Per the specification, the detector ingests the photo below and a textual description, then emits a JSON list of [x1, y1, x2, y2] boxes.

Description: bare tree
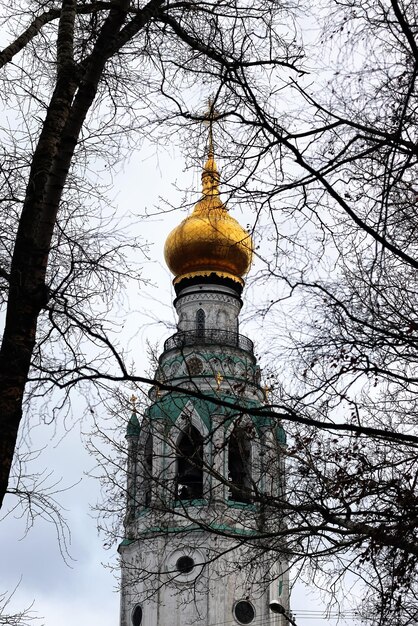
[[0, 0, 302, 509], [0, 584, 42, 626], [196, 1, 418, 622], [3, 0, 418, 622], [88, 2, 418, 621]]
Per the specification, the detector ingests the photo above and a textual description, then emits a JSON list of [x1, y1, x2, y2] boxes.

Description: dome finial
[[207, 97, 215, 157], [164, 98, 253, 286], [202, 97, 220, 197]]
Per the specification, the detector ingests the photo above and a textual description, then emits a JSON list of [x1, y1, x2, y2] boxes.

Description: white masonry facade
[[119, 142, 289, 626]]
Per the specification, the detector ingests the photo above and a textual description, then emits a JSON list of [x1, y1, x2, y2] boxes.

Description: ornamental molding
[[177, 292, 241, 307]]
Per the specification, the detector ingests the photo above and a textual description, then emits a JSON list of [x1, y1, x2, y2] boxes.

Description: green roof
[[146, 391, 286, 440], [126, 411, 140, 437]]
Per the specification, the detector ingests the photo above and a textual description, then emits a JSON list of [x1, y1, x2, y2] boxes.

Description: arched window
[[196, 308, 205, 336], [176, 425, 204, 500], [143, 433, 153, 506], [228, 426, 252, 503], [132, 605, 143, 626]]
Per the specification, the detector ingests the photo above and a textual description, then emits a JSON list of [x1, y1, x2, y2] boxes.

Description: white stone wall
[[175, 283, 242, 334], [120, 277, 289, 626], [120, 531, 287, 626]]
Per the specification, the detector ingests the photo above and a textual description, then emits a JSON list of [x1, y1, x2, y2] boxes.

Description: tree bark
[[0, 0, 163, 508]]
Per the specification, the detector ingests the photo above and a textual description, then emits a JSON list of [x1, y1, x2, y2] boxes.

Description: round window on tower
[[131, 604, 142, 626], [234, 600, 255, 624], [176, 555, 195, 574], [186, 356, 204, 376], [166, 549, 203, 584]]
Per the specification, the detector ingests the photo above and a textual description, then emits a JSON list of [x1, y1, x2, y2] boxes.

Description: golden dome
[[164, 144, 252, 285]]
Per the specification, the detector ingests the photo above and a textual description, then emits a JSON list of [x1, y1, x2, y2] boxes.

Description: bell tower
[[119, 129, 289, 626]]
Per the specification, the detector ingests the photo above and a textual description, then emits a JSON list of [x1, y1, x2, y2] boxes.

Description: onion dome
[[164, 141, 253, 286]]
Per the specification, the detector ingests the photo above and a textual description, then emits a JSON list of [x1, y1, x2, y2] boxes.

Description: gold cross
[[215, 372, 224, 390], [130, 394, 138, 412], [204, 97, 220, 156]]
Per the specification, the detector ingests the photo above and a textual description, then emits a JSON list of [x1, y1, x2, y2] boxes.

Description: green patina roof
[[147, 391, 261, 427], [124, 392, 286, 442], [276, 425, 286, 445], [146, 391, 286, 440], [126, 411, 141, 438]]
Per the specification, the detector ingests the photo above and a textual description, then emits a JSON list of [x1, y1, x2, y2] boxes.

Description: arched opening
[[176, 424, 204, 500], [131, 604, 143, 626], [228, 426, 252, 503], [143, 432, 153, 506], [196, 308, 205, 337]]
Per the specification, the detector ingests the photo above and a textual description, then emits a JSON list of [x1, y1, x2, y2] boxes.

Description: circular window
[[166, 549, 203, 584], [131, 604, 142, 626], [186, 357, 204, 376], [234, 600, 255, 624], [176, 555, 195, 574]]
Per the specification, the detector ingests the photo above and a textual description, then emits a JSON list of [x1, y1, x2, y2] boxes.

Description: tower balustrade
[[163, 328, 254, 354]]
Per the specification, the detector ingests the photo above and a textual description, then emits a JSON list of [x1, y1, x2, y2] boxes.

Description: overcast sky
[[0, 133, 353, 626], [0, 146, 185, 626]]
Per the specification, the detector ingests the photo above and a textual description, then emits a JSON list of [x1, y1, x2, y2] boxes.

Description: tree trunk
[[0, 0, 137, 509]]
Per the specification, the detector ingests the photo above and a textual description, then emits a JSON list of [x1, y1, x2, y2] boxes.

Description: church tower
[[119, 130, 289, 626]]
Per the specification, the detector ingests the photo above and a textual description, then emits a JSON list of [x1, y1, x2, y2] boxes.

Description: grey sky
[[0, 138, 334, 626]]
